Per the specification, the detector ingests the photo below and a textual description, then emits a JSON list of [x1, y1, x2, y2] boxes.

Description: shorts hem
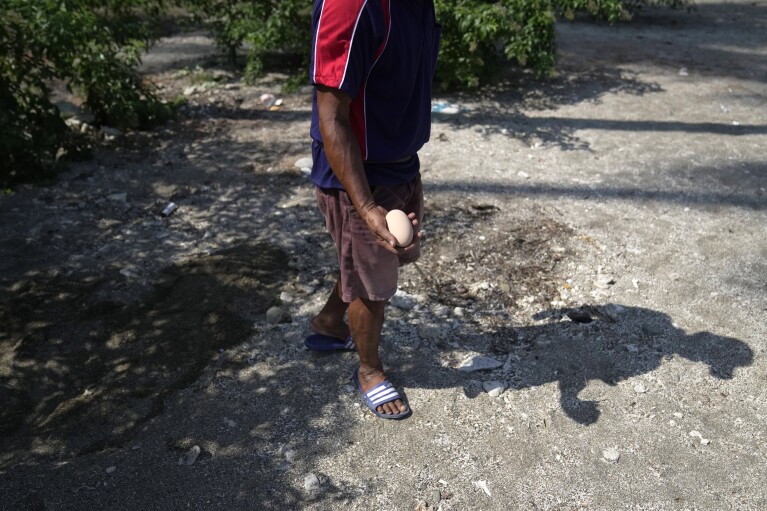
[[342, 286, 397, 304]]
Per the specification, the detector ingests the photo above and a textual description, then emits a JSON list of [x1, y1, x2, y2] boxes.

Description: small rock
[[295, 157, 313, 169], [517, 171, 530, 179], [482, 380, 506, 397], [689, 430, 711, 445], [634, 382, 648, 394], [266, 306, 288, 324], [260, 93, 277, 107], [602, 447, 620, 463], [161, 202, 178, 217], [179, 445, 201, 466], [279, 291, 294, 304], [105, 466, 116, 474], [390, 290, 417, 310], [459, 356, 503, 372], [678, 67, 689, 76], [453, 307, 464, 317], [108, 192, 128, 202], [625, 344, 639, 353], [304, 472, 320, 491], [473, 480, 492, 496], [432, 489, 441, 505]]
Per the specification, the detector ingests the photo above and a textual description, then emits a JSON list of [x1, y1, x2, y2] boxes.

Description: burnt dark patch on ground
[[0, 242, 290, 461]]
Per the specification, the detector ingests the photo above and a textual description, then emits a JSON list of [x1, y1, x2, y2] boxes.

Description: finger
[[377, 228, 398, 248], [376, 238, 400, 254]]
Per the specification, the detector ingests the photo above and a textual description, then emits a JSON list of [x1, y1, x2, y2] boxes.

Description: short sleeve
[[310, 0, 385, 99]]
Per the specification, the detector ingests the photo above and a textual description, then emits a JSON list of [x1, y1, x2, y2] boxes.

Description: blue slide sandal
[[352, 370, 411, 420], [304, 333, 356, 352]]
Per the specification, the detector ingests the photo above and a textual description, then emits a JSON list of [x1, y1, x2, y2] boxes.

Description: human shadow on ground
[[394, 303, 754, 426]]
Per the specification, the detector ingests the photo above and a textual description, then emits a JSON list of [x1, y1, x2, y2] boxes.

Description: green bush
[[182, 0, 311, 84], [434, 0, 691, 90], [0, 0, 173, 186], [435, 0, 557, 89]]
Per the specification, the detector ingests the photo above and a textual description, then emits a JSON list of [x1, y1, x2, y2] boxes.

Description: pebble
[[473, 480, 492, 496], [689, 430, 711, 445], [482, 380, 506, 397], [294, 157, 313, 169], [105, 466, 116, 474], [266, 306, 287, 324], [602, 447, 620, 463], [634, 382, 648, 394], [389, 290, 417, 310], [458, 356, 503, 372], [279, 291, 294, 303], [259, 93, 276, 107], [161, 202, 178, 216], [178, 445, 201, 466], [304, 472, 320, 491], [625, 344, 639, 353]]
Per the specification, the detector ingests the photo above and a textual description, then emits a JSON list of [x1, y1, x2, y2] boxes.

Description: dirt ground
[[1, 1, 766, 509]]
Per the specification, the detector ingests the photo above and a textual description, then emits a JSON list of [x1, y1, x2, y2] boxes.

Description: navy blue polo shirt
[[309, 0, 441, 189]]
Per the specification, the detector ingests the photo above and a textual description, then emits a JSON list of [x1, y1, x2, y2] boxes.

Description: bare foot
[[356, 367, 409, 416], [310, 315, 351, 341]]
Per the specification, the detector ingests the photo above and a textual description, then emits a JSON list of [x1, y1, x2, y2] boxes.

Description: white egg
[[385, 209, 413, 247]]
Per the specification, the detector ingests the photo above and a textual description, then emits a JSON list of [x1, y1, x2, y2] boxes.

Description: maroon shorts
[[316, 176, 423, 303]]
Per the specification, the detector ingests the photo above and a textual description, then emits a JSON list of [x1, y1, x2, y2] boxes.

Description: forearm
[[320, 116, 375, 217], [315, 86, 376, 218]]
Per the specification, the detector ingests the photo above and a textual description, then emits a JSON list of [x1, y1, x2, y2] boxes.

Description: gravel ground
[[1, 1, 766, 510]]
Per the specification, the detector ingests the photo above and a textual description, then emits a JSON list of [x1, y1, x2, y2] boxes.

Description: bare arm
[[316, 85, 401, 252]]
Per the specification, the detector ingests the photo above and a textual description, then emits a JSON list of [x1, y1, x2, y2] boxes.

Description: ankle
[[357, 365, 384, 380]]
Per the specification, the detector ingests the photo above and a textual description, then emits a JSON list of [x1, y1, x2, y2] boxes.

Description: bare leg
[[310, 279, 351, 340], [349, 297, 408, 416]]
